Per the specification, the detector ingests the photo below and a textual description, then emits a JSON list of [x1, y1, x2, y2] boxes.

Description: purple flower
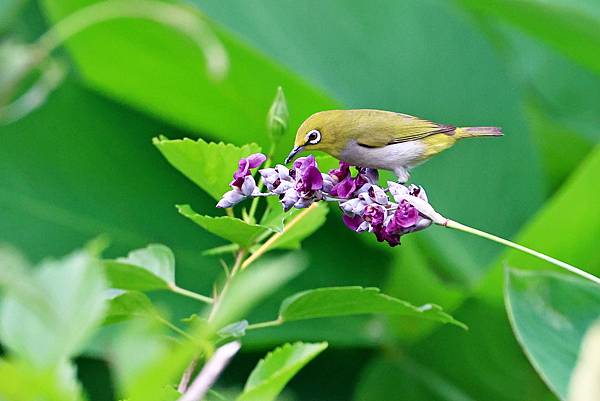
[[340, 198, 367, 216], [363, 204, 386, 226], [281, 188, 299, 211], [294, 155, 323, 193], [343, 214, 364, 232], [330, 175, 356, 199], [387, 200, 420, 232], [231, 153, 266, 188], [373, 225, 401, 247], [329, 161, 352, 182], [216, 189, 246, 208], [260, 165, 294, 194]]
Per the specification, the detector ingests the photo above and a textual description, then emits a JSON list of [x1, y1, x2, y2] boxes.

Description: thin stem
[[443, 219, 600, 285], [177, 359, 198, 393], [246, 318, 282, 331], [248, 160, 272, 219], [241, 203, 319, 270], [170, 285, 214, 305], [177, 341, 241, 401], [156, 315, 193, 340], [178, 249, 245, 391]]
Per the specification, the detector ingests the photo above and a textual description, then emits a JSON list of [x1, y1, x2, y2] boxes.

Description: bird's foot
[[394, 168, 410, 184]]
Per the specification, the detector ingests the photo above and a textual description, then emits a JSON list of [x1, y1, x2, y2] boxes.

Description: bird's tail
[[455, 126, 502, 138]]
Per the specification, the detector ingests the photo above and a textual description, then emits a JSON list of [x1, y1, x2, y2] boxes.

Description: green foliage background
[[1, 0, 599, 400]]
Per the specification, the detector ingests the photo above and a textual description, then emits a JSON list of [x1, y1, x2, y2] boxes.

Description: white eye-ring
[[306, 129, 321, 145]]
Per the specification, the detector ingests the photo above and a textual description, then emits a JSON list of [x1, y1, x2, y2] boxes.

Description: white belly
[[339, 140, 426, 171]]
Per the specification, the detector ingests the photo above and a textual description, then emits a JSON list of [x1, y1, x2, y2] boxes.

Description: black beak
[[284, 146, 304, 164]]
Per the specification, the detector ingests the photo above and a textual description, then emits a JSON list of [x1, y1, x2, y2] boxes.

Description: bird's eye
[[306, 129, 321, 145]]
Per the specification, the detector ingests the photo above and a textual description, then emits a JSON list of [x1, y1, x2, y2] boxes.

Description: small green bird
[[285, 109, 502, 182]]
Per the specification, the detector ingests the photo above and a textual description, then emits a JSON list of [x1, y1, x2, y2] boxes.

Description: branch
[[177, 341, 241, 401]]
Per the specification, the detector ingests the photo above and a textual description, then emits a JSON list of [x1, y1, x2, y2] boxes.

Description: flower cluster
[[217, 152, 439, 246]]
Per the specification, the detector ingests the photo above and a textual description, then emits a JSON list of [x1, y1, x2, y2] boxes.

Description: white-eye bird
[[285, 109, 502, 183]]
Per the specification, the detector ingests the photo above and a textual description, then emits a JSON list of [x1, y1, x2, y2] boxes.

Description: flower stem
[[443, 219, 600, 285], [170, 285, 214, 305], [246, 318, 282, 331], [241, 203, 318, 270]]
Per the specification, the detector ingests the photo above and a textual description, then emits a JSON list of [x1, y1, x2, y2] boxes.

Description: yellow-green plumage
[[288, 109, 501, 182]]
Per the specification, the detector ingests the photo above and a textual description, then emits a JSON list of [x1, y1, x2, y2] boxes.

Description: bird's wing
[[354, 112, 454, 148]]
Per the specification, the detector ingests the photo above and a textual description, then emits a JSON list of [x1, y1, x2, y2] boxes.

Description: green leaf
[[236, 342, 327, 401], [118, 243, 175, 283], [103, 244, 175, 291], [104, 261, 171, 291], [278, 286, 465, 329], [40, 0, 337, 162], [457, 0, 600, 76], [261, 203, 329, 250], [505, 269, 600, 400], [212, 254, 305, 329], [104, 291, 156, 325], [153, 137, 261, 200], [177, 204, 271, 248], [0, 359, 82, 401], [0, 249, 107, 368], [480, 145, 600, 303]]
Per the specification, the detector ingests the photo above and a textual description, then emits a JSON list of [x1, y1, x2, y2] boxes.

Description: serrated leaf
[[104, 261, 171, 291], [279, 286, 465, 329], [177, 204, 271, 248], [505, 268, 600, 400], [0, 250, 107, 368], [117, 244, 175, 284], [103, 244, 175, 291], [236, 342, 327, 401], [154, 137, 261, 200], [104, 291, 156, 326]]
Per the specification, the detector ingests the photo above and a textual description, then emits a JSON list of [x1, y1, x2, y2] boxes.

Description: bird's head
[[285, 110, 348, 164]]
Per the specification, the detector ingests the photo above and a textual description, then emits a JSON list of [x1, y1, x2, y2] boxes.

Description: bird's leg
[[394, 167, 410, 184]]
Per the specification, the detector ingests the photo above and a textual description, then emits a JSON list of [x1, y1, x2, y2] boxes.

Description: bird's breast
[[339, 140, 427, 171]]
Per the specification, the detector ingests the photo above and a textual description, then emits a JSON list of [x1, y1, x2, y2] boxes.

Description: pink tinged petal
[[396, 193, 446, 225], [368, 185, 388, 205], [246, 153, 267, 168], [356, 221, 370, 233], [340, 198, 365, 215], [294, 197, 314, 209], [280, 188, 299, 211], [216, 189, 246, 208], [387, 181, 409, 202], [305, 166, 323, 191], [408, 184, 428, 202], [241, 175, 257, 196]]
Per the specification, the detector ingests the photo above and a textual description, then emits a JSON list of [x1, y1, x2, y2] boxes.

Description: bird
[[285, 109, 502, 183]]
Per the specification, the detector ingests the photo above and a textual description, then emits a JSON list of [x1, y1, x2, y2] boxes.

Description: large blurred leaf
[[505, 269, 600, 400], [236, 342, 327, 401], [278, 286, 465, 329], [40, 0, 337, 160], [479, 145, 600, 303], [568, 322, 600, 401], [153, 137, 261, 200], [0, 249, 107, 368], [457, 0, 600, 77], [212, 253, 305, 329]]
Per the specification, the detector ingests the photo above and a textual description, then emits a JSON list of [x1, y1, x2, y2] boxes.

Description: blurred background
[[1, 0, 599, 400]]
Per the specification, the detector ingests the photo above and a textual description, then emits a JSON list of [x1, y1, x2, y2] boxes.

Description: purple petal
[[343, 214, 364, 232], [241, 175, 257, 196], [216, 189, 246, 208], [246, 153, 267, 168], [331, 176, 356, 199], [280, 188, 299, 211]]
